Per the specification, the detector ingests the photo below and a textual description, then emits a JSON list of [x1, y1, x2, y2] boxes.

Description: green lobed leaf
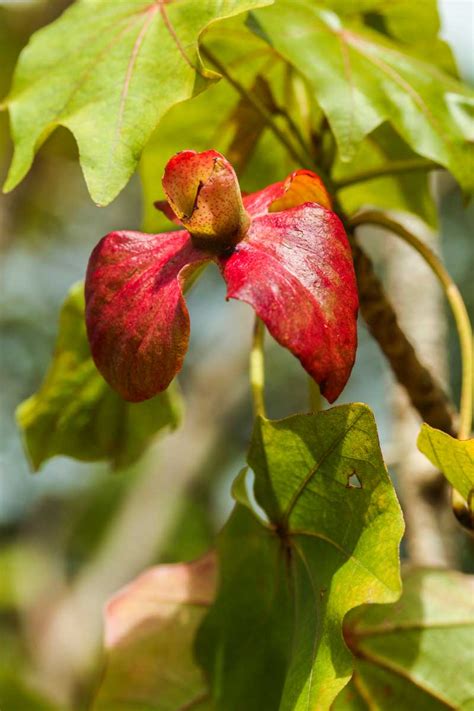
[[197, 404, 404, 710], [316, 0, 458, 75], [3, 0, 272, 206], [417, 423, 474, 515], [93, 554, 216, 711], [16, 283, 182, 471], [254, 0, 474, 192], [333, 568, 474, 709], [367, 0, 459, 76]]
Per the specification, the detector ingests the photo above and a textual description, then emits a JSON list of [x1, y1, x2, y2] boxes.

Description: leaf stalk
[[335, 158, 441, 190], [250, 316, 266, 419], [308, 377, 321, 412]]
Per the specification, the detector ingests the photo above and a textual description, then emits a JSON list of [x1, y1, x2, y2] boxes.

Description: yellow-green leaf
[[418, 423, 474, 513], [93, 554, 216, 711], [3, 0, 272, 206], [334, 568, 474, 710], [16, 283, 182, 471], [254, 0, 474, 192], [197, 404, 404, 710]]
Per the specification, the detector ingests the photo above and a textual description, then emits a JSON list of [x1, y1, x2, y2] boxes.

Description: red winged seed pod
[[85, 150, 358, 403]]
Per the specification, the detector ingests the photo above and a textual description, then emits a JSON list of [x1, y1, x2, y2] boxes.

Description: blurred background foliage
[[0, 0, 473, 708]]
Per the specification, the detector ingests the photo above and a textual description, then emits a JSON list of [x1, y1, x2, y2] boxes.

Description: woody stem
[[351, 211, 472, 440]]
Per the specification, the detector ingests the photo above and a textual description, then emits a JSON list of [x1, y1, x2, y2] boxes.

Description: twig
[[308, 378, 321, 412], [334, 158, 441, 189]]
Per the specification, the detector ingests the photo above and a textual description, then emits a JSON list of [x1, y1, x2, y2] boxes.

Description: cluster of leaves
[[4, 0, 473, 205], [3, 0, 474, 709], [92, 415, 474, 709]]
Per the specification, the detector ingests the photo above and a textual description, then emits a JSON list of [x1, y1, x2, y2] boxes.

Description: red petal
[[85, 230, 209, 401], [244, 169, 332, 218], [219, 204, 358, 402]]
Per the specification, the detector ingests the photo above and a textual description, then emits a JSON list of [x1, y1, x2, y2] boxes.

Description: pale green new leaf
[[93, 554, 216, 711], [3, 0, 272, 206], [197, 404, 404, 710], [418, 423, 474, 514], [16, 283, 182, 471], [333, 568, 474, 709], [254, 0, 474, 192]]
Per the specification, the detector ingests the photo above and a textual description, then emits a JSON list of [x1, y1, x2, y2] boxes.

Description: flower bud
[[162, 150, 250, 247]]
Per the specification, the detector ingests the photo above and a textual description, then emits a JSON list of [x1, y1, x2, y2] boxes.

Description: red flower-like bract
[[85, 151, 358, 403]]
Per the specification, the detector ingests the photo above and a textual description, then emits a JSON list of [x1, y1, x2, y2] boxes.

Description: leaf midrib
[[353, 645, 459, 709], [352, 619, 474, 637], [282, 409, 366, 523], [291, 529, 396, 597]]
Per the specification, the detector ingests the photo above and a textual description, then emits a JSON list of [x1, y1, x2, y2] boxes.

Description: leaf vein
[[282, 410, 367, 522]]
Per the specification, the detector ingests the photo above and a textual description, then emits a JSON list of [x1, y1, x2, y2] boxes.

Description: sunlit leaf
[[93, 553, 216, 711], [16, 283, 182, 471], [254, 0, 474, 192], [3, 0, 272, 205], [316, 0, 458, 75], [197, 404, 404, 710], [418, 424, 474, 515], [334, 568, 474, 709]]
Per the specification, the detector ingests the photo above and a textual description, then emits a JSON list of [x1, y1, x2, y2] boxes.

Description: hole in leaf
[[347, 471, 362, 489]]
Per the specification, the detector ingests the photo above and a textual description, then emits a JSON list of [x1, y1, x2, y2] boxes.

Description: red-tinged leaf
[[105, 553, 217, 649], [219, 203, 358, 402], [243, 168, 332, 217], [94, 553, 217, 711], [85, 230, 209, 402], [86, 160, 356, 404], [162, 149, 250, 245]]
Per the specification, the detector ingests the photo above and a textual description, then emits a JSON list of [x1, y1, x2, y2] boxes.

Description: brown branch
[[350, 235, 456, 436]]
